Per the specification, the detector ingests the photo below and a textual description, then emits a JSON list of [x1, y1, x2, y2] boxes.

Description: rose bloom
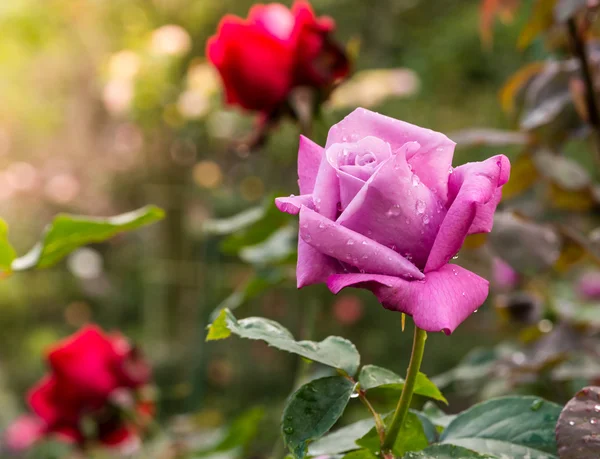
[[206, 1, 349, 116], [5, 325, 152, 452], [577, 271, 600, 300], [276, 108, 510, 334]]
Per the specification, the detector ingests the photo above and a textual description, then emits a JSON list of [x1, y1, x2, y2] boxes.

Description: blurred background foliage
[[3, 0, 598, 456]]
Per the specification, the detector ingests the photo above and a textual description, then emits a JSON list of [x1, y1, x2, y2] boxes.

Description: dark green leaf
[[193, 407, 264, 456], [440, 396, 561, 458], [12, 205, 164, 270], [357, 412, 429, 456], [420, 402, 457, 429], [282, 376, 355, 459], [205, 309, 360, 375], [556, 386, 600, 458], [309, 418, 376, 456], [403, 444, 499, 458], [360, 366, 447, 404], [0, 219, 16, 274], [343, 450, 378, 459]]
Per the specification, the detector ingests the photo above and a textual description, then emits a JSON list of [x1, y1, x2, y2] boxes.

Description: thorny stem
[[567, 17, 600, 162], [381, 324, 428, 454]]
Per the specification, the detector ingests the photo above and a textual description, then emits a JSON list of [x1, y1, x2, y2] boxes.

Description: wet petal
[[300, 206, 423, 279], [296, 238, 338, 288], [327, 264, 489, 334], [298, 135, 323, 194], [425, 155, 510, 273], [275, 194, 314, 215]]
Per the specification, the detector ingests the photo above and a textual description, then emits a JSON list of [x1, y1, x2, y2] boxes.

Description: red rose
[[206, 0, 349, 115], [5, 325, 152, 452]]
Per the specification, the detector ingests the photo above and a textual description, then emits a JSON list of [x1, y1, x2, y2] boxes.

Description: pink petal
[[327, 264, 489, 334], [4, 415, 45, 452], [299, 206, 423, 280], [311, 154, 340, 220], [425, 155, 510, 273], [298, 135, 324, 194], [337, 151, 445, 270], [248, 3, 295, 42], [296, 238, 338, 288], [275, 194, 314, 215], [492, 257, 520, 291], [325, 108, 456, 200]]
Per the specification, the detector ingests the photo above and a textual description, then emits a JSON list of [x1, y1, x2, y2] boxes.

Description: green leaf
[[0, 219, 16, 274], [556, 386, 600, 458], [358, 365, 402, 390], [203, 206, 265, 235], [360, 365, 447, 404], [206, 309, 231, 341], [239, 225, 296, 265], [282, 376, 355, 459], [309, 418, 376, 456], [12, 206, 164, 271], [205, 309, 360, 376], [343, 450, 378, 459], [210, 267, 286, 320], [440, 396, 561, 458], [403, 444, 499, 458], [420, 402, 457, 430], [357, 411, 429, 456], [193, 407, 264, 456]]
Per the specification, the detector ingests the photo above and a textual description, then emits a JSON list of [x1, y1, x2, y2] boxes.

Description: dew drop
[[411, 174, 420, 187], [594, 404, 600, 413], [448, 166, 454, 174], [359, 269, 365, 273], [290, 193, 295, 197], [592, 418, 598, 425], [461, 292, 465, 296], [407, 163, 413, 171], [473, 309, 478, 313], [387, 256, 392, 261], [318, 222, 326, 229], [452, 255, 459, 260], [361, 240, 368, 245], [284, 426, 294, 434], [362, 254, 369, 260], [285, 415, 293, 421], [416, 200, 426, 215], [569, 421, 576, 426], [386, 204, 402, 217], [347, 239, 355, 246], [423, 215, 430, 225], [350, 392, 360, 399]]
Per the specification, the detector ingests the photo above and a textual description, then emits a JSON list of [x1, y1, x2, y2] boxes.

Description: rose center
[[355, 151, 377, 166]]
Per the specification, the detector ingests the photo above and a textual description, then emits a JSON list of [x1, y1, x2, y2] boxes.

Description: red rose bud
[[206, 1, 349, 116]]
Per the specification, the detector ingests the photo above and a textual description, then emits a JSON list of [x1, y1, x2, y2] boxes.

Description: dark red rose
[[206, 1, 349, 115], [5, 325, 152, 453]]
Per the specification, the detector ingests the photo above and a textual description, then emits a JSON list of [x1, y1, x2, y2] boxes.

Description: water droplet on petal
[[569, 421, 576, 426], [318, 222, 325, 229], [461, 292, 465, 296], [387, 256, 392, 261], [591, 418, 598, 425], [448, 166, 454, 174], [474, 309, 478, 313], [452, 254, 459, 260], [347, 239, 354, 246], [386, 204, 402, 217], [290, 193, 295, 197], [423, 215, 430, 224], [416, 200, 426, 215], [407, 163, 413, 171], [411, 174, 420, 187], [361, 241, 367, 245], [594, 404, 600, 413]]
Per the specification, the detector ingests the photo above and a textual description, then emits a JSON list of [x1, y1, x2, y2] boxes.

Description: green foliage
[[359, 365, 447, 404], [193, 406, 265, 456], [282, 376, 355, 459], [206, 309, 360, 375], [308, 418, 376, 456], [440, 396, 561, 458], [357, 412, 429, 457], [12, 205, 165, 271], [403, 444, 499, 458], [343, 450, 378, 459], [0, 219, 16, 274]]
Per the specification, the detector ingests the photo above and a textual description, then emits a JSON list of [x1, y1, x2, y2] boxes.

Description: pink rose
[[577, 271, 600, 300], [276, 108, 510, 334]]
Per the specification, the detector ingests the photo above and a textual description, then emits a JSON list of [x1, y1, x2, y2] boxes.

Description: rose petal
[[298, 135, 323, 194], [325, 108, 455, 199], [248, 4, 295, 42], [327, 264, 489, 334], [296, 238, 338, 288], [28, 376, 62, 425], [337, 152, 445, 269], [311, 154, 340, 220], [47, 326, 121, 400], [4, 415, 45, 452], [300, 206, 423, 279], [425, 155, 510, 273], [275, 194, 314, 215]]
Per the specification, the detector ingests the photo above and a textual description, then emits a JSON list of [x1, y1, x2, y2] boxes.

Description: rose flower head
[[206, 1, 349, 127], [5, 325, 153, 453], [276, 108, 510, 334]]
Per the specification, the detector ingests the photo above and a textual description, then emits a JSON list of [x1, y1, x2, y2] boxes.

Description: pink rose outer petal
[[298, 135, 323, 194], [327, 264, 489, 334], [300, 206, 423, 280], [275, 194, 314, 215], [4, 415, 45, 451]]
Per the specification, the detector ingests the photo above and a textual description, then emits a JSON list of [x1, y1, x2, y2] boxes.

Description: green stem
[[358, 389, 386, 445], [381, 324, 428, 453]]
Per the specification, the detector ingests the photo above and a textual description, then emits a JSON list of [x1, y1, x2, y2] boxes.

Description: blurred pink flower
[[276, 108, 510, 334], [577, 271, 600, 300], [491, 257, 520, 291]]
